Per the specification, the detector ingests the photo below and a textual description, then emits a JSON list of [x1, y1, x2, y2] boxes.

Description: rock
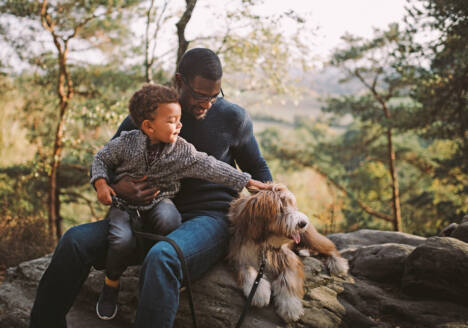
[[438, 222, 458, 237], [342, 243, 415, 282], [328, 229, 426, 250], [462, 215, 468, 224], [402, 237, 468, 305], [450, 222, 468, 243], [1, 229, 468, 328]]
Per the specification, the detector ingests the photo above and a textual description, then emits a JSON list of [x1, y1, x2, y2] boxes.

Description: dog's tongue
[[292, 232, 301, 244]]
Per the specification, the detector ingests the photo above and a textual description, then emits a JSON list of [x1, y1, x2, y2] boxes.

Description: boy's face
[[142, 102, 182, 144], [178, 75, 222, 120]]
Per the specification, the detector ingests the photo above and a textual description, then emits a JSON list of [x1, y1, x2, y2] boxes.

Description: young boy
[[91, 83, 267, 320]]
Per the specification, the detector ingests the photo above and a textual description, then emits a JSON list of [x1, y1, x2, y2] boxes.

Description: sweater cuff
[[234, 172, 251, 192], [90, 174, 109, 188]]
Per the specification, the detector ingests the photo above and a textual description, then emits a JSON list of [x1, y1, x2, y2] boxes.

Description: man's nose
[[199, 100, 212, 110]]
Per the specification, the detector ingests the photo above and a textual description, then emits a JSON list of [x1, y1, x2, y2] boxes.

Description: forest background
[[0, 0, 466, 273]]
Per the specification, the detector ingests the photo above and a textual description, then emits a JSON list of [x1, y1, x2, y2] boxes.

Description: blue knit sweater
[[113, 98, 272, 220]]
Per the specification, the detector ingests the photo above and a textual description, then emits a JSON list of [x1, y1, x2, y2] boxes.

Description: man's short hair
[[177, 48, 223, 82], [129, 83, 179, 128]]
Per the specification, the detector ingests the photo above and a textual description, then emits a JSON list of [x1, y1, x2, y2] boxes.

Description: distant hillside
[[230, 66, 361, 131]]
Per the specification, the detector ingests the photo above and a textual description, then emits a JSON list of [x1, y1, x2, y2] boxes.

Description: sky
[[184, 0, 410, 67], [251, 0, 409, 58], [0, 0, 410, 72]]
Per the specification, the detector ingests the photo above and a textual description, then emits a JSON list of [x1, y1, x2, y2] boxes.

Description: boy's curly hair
[[129, 83, 179, 128]]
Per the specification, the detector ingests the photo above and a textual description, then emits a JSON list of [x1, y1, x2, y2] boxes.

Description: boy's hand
[[95, 178, 116, 205], [246, 179, 272, 193]]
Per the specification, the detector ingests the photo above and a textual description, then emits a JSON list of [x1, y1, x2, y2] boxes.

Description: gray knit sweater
[[91, 130, 251, 210]]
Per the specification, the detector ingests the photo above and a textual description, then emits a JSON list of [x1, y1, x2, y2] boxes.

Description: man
[[29, 48, 272, 327]]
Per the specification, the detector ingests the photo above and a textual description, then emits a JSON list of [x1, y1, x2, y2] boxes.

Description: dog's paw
[[298, 249, 310, 257], [249, 278, 271, 307], [275, 296, 304, 322], [328, 255, 349, 276]]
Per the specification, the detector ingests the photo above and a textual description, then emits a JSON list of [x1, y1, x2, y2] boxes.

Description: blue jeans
[[29, 214, 229, 328]]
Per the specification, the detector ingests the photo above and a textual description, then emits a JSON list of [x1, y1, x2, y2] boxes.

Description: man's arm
[[112, 115, 137, 139], [231, 112, 273, 182]]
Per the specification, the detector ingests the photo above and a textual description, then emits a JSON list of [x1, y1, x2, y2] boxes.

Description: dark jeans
[[29, 213, 229, 328], [106, 199, 182, 280]]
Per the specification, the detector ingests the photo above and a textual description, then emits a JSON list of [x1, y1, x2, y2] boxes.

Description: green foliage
[[259, 115, 465, 235], [403, 0, 468, 181], [0, 163, 48, 218]]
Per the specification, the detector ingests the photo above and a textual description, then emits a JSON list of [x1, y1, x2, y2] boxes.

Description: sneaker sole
[[96, 302, 118, 320]]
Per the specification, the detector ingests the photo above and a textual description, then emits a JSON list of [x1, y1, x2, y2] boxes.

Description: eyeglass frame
[[181, 75, 224, 104]]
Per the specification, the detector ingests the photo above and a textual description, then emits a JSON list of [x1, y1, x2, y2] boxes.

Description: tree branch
[[271, 148, 394, 222], [175, 0, 197, 68]]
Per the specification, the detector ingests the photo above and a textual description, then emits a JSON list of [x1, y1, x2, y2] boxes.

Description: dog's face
[[229, 183, 309, 247]]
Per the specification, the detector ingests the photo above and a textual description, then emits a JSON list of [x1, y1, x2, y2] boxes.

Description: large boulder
[[1, 229, 468, 328], [342, 243, 415, 282], [328, 229, 426, 250], [450, 222, 468, 243], [402, 236, 468, 305]]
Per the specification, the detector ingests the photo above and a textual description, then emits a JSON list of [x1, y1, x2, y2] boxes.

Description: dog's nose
[[297, 220, 307, 229]]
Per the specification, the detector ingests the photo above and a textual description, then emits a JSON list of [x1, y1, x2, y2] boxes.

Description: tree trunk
[[386, 128, 402, 231], [48, 101, 67, 241], [47, 46, 72, 241], [175, 0, 197, 68]]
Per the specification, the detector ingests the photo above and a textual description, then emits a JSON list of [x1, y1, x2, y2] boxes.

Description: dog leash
[[235, 248, 267, 328], [111, 197, 198, 328]]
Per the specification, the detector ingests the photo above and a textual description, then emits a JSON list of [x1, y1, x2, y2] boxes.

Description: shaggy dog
[[228, 183, 348, 322]]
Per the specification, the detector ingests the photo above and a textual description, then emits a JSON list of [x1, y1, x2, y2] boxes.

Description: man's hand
[[246, 179, 272, 193], [110, 175, 160, 205], [95, 178, 116, 205]]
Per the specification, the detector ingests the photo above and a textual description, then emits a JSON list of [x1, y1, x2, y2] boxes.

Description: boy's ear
[[141, 120, 152, 132]]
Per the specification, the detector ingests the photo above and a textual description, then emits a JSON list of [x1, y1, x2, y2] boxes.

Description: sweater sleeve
[[231, 110, 272, 182], [90, 136, 125, 186], [178, 139, 251, 192]]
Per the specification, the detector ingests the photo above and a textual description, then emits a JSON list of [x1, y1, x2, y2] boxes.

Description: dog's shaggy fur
[[228, 183, 348, 322]]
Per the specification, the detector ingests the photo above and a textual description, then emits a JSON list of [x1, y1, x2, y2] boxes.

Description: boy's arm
[[179, 139, 252, 192], [89, 116, 158, 203], [90, 115, 136, 179], [94, 178, 116, 205], [90, 137, 124, 187]]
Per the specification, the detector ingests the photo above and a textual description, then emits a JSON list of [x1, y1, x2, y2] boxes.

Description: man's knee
[[57, 225, 86, 253], [144, 242, 181, 273]]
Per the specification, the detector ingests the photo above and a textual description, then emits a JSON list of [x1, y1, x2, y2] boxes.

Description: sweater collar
[[135, 129, 177, 157]]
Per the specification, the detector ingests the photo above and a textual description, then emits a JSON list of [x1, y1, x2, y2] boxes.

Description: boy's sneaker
[[96, 284, 119, 320]]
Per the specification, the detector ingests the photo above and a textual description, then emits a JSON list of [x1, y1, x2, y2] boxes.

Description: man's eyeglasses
[[182, 76, 224, 104]]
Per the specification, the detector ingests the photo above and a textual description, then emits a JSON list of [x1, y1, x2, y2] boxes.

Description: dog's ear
[[232, 193, 271, 243], [246, 191, 284, 242]]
